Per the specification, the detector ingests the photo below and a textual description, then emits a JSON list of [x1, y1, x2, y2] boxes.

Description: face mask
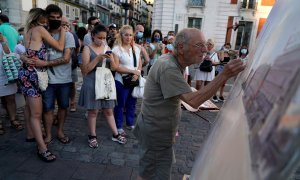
[[166, 44, 173, 51], [48, 19, 61, 29], [154, 37, 160, 42], [94, 39, 106, 46], [19, 35, 24, 41], [241, 49, 247, 54], [136, 32, 143, 39]]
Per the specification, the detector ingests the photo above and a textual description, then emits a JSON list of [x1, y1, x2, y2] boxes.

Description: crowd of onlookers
[[0, 4, 249, 162]]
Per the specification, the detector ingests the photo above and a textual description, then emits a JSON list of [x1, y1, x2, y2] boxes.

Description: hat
[[108, 23, 117, 29]]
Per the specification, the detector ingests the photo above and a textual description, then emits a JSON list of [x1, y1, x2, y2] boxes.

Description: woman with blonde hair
[[18, 7, 65, 162], [193, 38, 219, 90], [112, 25, 142, 136]]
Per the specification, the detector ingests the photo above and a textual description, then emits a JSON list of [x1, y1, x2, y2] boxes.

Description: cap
[[108, 23, 117, 29]]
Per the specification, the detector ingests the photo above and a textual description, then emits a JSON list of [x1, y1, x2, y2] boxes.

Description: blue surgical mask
[[166, 44, 173, 51], [18, 35, 24, 41], [241, 49, 247, 54], [136, 32, 143, 39], [154, 37, 160, 42]]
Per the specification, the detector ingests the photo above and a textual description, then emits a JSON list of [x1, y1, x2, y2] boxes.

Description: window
[[66, 5, 70, 17], [188, 0, 205, 7], [74, 8, 79, 18], [235, 21, 253, 49], [188, 18, 202, 29], [241, 0, 255, 9]]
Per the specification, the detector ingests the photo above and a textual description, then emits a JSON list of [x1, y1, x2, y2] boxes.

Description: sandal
[[117, 128, 127, 137], [37, 149, 56, 162], [57, 135, 71, 144], [0, 122, 5, 135], [10, 120, 24, 131], [88, 135, 98, 148], [112, 134, 127, 144]]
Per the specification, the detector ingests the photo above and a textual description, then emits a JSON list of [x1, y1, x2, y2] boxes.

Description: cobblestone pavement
[[0, 95, 218, 180]]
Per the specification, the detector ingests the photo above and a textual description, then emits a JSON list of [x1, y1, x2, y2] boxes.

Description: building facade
[[152, 0, 275, 50], [0, 0, 153, 34]]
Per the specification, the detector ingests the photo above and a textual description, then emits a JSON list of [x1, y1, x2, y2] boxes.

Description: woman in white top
[[112, 25, 142, 136], [193, 39, 219, 90]]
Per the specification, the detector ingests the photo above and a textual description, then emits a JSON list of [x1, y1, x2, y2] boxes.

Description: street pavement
[[0, 93, 218, 180]]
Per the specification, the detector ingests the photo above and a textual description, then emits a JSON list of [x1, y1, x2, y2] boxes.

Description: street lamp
[[120, 0, 131, 25]]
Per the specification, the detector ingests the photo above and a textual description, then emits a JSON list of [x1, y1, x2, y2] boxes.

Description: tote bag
[[95, 59, 116, 100]]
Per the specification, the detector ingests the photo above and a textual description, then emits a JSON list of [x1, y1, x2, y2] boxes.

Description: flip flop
[[57, 136, 71, 144]]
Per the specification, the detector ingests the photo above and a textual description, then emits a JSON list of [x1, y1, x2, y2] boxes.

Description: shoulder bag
[[122, 46, 139, 88], [95, 46, 116, 100]]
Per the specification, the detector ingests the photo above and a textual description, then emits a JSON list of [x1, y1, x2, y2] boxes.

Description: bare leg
[[43, 110, 54, 143], [195, 80, 203, 90], [57, 108, 67, 138], [87, 109, 98, 136], [103, 108, 118, 136], [4, 94, 17, 121], [204, 81, 210, 86], [220, 82, 226, 97], [70, 83, 76, 111], [26, 97, 47, 152], [24, 103, 34, 139]]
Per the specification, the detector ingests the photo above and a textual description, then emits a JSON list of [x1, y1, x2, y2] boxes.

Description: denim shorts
[[42, 83, 71, 112]]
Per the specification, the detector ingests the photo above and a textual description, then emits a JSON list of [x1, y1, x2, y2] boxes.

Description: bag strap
[[131, 46, 137, 68], [210, 52, 216, 59], [101, 46, 108, 68]]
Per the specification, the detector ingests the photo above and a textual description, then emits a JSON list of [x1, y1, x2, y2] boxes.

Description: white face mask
[[241, 49, 247, 54], [94, 39, 106, 46]]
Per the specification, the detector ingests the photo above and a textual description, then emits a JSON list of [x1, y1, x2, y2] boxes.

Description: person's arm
[[40, 27, 65, 51], [81, 46, 110, 76], [46, 48, 73, 67], [180, 59, 245, 108], [113, 52, 140, 76], [0, 34, 10, 54], [140, 46, 150, 66]]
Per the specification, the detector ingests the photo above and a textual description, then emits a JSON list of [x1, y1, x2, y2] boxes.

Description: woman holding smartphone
[[78, 24, 127, 148]]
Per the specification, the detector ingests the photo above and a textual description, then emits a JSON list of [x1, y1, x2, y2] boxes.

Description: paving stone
[[63, 146, 77, 153], [71, 162, 106, 180], [111, 158, 126, 166]]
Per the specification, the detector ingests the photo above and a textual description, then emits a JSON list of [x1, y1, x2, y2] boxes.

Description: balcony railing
[[187, 0, 205, 7]]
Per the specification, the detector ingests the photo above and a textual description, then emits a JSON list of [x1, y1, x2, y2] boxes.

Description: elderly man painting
[[133, 28, 245, 180]]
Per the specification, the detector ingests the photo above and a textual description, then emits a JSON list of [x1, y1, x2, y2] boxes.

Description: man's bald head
[[61, 16, 69, 24], [174, 28, 205, 50], [135, 24, 144, 33], [174, 28, 207, 66], [61, 16, 70, 31]]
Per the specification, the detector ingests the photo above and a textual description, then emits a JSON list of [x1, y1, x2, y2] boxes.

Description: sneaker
[[218, 96, 225, 102], [212, 96, 219, 103], [126, 125, 135, 130], [112, 134, 127, 144], [117, 128, 127, 136]]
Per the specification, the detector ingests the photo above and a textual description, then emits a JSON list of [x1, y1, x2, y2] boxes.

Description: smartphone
[[105, 50, 112, 55]]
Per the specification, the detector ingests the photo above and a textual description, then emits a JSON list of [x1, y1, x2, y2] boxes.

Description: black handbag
[[199, 52, 215, 72], [122, 46, 139, 88], [199, 59, 213, 72]]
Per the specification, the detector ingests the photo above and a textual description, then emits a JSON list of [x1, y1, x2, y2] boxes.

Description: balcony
[[187, 0, 205, 7]]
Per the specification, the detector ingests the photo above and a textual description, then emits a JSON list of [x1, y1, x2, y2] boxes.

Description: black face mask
[[48, 19, 61, 29]]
